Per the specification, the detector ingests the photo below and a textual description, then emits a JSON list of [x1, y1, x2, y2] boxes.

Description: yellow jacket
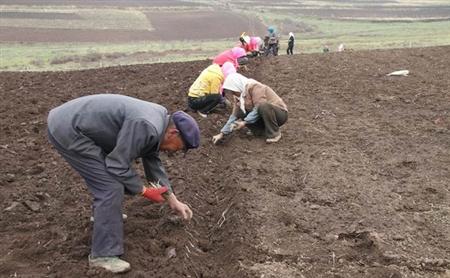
[[188, 64, 224, 98]]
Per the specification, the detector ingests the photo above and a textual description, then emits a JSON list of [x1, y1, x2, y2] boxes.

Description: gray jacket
[[47, 94, 172, 195]]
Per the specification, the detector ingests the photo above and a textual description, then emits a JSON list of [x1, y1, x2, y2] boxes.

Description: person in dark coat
[[264, 26, 279, 56], [287, 32, 295, 55], [47, 94, 200, 273]]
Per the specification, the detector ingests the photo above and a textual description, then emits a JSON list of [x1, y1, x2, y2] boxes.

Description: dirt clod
[[23, 200, 40, 212]]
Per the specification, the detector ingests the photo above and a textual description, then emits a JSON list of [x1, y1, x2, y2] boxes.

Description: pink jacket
[[249, 37, 262, 51], [237, 37, 262, 52], [213, 47, 245, 68]]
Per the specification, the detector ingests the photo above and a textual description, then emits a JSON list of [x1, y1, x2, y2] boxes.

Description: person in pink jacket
[[238, 35, 263, 57], [213, 47, 248, 69]]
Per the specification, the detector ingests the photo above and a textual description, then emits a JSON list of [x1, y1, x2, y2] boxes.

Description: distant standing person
[[287, 32, 295, 55], [47, 94, 199, 273], [264, 26, 279, 56]]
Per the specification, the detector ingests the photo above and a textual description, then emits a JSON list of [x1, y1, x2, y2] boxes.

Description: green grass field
[[255, 12, 450, 53], [1, 1, 450, 71], [0, 40, 236, 71]]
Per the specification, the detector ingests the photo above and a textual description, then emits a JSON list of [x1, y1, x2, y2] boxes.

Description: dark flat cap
[[172, 111, 200, 150]]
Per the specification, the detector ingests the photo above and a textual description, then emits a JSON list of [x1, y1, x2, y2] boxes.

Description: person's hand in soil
[[212, 133, 224, 144], [232, 120, 246, 131], [141, 186, 168, 203], [166, 193, 193, 220]]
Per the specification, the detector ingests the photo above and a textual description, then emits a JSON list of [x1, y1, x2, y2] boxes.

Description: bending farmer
[[212, 73, 288, 144], [213, 47, 248, 69], [187, 62, 234, 118], [47, 94, 200, 273]]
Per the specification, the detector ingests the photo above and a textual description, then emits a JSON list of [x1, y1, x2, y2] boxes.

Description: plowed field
[[0, 46, 449, 278]]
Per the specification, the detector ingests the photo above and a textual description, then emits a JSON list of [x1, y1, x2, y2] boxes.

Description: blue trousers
[[48, 130, 124, 257]]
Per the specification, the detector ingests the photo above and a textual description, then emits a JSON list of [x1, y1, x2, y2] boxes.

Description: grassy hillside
[[0, 40, 236, 71], [1, 0, 450, 71], [255, 13, 450, 53]]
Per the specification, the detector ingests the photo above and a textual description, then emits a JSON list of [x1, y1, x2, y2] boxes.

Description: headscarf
[[221, 62, 237, 79], [289, 32, 294, 38], [223, 72, 253, 113], [250, 36, 262, 50], [231, 47, 246, 59], [220, 62, 237, 95]]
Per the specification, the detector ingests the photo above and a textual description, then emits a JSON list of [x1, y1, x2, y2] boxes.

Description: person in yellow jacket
[[188, 63, 231, 118]]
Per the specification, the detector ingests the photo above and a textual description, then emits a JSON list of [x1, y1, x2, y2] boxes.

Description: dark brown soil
[[286, 7, 450, 21], [0, 11, 265, 43], [230, 1, 450, 21], [0, 46, 449, 278], [144, 11, 266, 41]]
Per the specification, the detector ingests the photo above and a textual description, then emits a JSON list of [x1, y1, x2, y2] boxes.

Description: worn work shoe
[[197, 111, 207, 118], [90, 214, 127, 222], [266, 133, 282, 143], [88, 255, 131, 273], [217, 98, 232, 109]]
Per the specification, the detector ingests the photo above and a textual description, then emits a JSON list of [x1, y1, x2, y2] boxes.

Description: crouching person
[[47, 94, 199, 273], [212, 73, 288, 144], [187, 62, 235, 118], [213, 47, 248, 69]]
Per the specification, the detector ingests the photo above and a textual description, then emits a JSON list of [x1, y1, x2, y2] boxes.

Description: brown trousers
[[238, 102, 288, 138]]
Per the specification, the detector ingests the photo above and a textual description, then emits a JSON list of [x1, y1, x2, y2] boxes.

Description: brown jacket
[[232, 82, 288, 116]]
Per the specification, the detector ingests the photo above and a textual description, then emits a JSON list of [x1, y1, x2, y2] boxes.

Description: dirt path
[[0, 47, 449, 277]]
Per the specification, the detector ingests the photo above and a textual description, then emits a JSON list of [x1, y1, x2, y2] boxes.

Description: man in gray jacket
[[47, 94, 200, 273]]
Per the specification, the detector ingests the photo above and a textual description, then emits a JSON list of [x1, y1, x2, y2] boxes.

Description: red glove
[[142, 186, 168, 203]]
